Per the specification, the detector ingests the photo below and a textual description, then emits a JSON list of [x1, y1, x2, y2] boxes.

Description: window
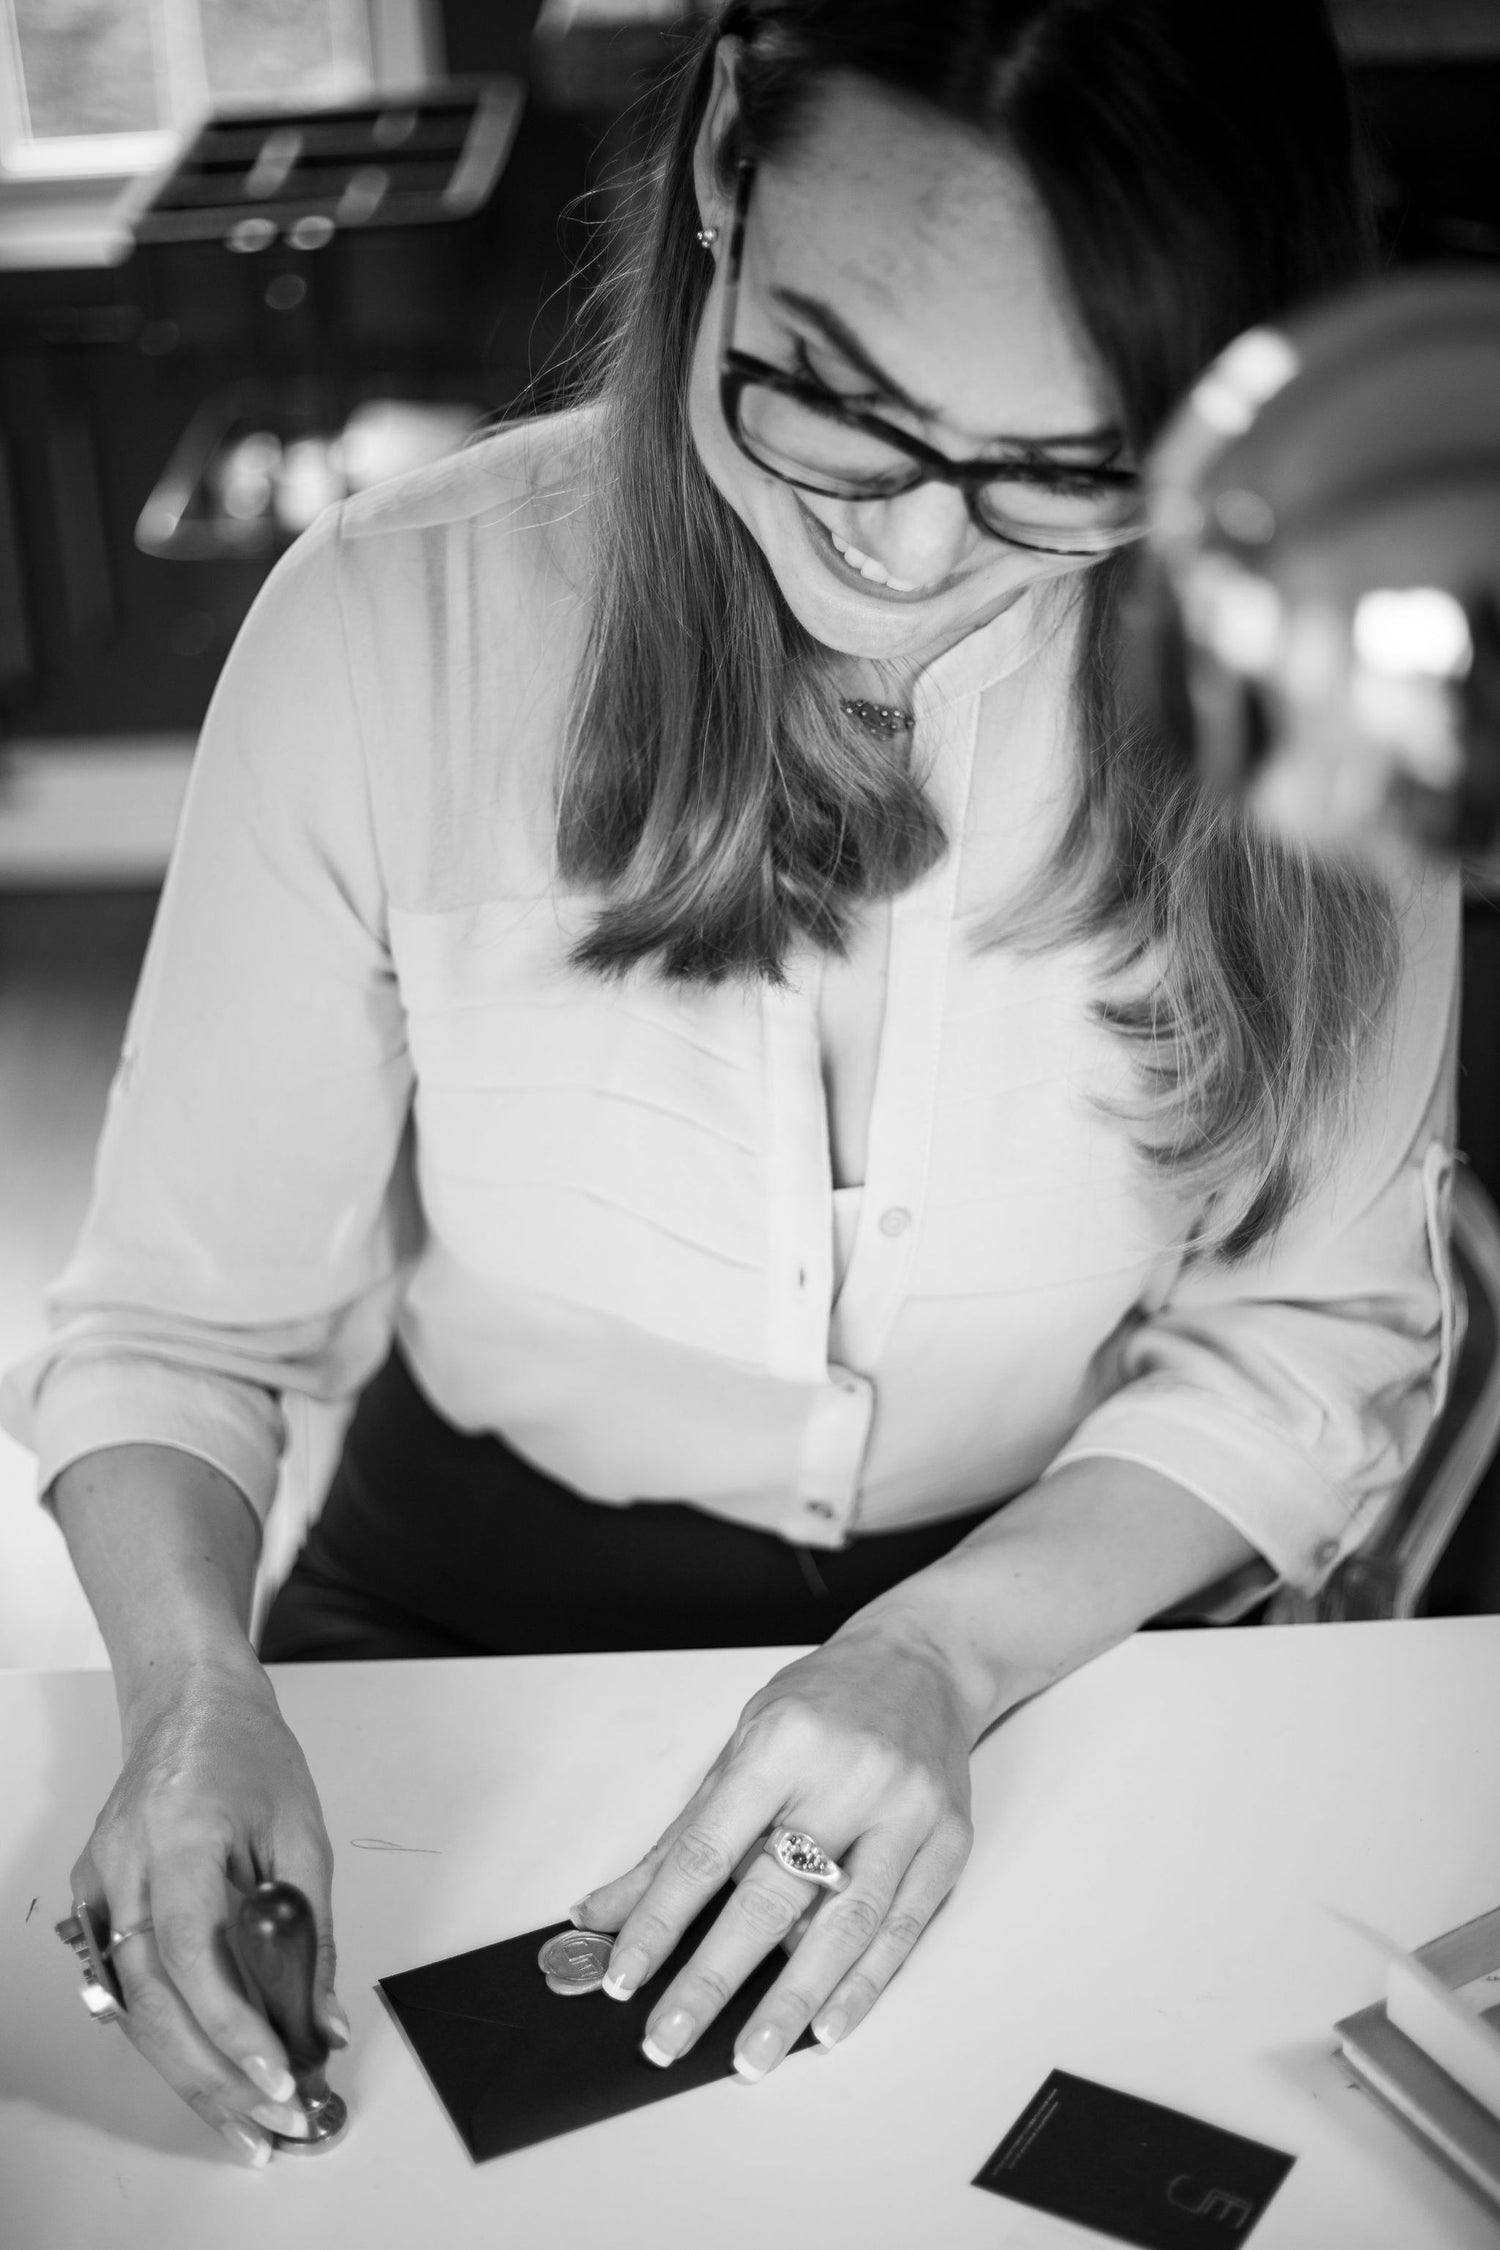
[[2, 0, 390, 176], [0, 0, 438, 263]]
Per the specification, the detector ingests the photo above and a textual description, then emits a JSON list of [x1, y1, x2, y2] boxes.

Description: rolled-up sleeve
[[0, 504, 417, 1522], [1047, 863, 1463, 1594]]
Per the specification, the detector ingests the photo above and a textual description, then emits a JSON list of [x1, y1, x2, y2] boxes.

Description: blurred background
[[0, 0, 1496, 1665]]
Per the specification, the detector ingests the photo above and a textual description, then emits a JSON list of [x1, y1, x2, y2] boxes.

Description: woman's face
[[688, 61, 1124, 670]]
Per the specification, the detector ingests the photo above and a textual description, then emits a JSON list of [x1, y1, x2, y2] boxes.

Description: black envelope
[[378, 1886, 815, 2161]]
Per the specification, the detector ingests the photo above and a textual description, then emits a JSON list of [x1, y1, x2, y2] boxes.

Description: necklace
[[839, 697, 913, 737]]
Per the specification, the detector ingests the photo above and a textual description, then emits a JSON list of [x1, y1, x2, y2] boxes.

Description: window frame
[[0, 0, 443, 269]]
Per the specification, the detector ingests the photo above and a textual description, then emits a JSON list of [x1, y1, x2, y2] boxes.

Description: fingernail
[[734, 2025, 786, 2083], [640, 2008, 694, 2067], [812, 2010, 846, 2049], [242, 2053, 297, 2104], [567, 1899, 590, 1925], [219, 2119, 271, 2169], [250, 2100, 311, 2140], [603, 1944, 649, 2000], [323, 1995, 351, 2048]]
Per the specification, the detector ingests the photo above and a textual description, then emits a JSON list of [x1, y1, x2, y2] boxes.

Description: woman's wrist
[[843, 1459, 1261, 1741], [116, 1637, 273, 1747], [825, 1563, 1020, 1745]]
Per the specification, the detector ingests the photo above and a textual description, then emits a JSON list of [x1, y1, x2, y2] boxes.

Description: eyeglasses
[[716, 164, 1147, 559]]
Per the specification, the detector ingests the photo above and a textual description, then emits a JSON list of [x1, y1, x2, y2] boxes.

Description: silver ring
[[105, 1919, 154, 1955], [764, 1828, 849, 1892]]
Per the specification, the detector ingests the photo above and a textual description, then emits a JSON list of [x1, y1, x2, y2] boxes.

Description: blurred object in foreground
[[1137, 272, 1500, 861]]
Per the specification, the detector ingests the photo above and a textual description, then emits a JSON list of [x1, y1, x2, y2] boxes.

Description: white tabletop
[[2, 1619, 1499, 2249]]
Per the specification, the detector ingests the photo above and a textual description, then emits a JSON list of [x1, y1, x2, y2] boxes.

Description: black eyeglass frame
[[714, 162, 1146, 559]]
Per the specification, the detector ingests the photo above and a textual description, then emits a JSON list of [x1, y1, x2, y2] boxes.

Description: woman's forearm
[[856, 1458, 1259, 1740], [54, 1445, 267, 1737], [53, 1447, 339, 2152]]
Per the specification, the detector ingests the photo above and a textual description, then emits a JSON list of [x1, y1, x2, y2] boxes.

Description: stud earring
[[696, 224, 719, 250]]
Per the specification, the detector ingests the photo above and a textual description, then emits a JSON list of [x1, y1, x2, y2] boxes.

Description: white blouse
[[0, 415, 1462, 1590]]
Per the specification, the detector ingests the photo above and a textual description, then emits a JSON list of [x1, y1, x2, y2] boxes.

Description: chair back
[[1154, 1164, 1500, 1626], [1269, 1163, 1500, 1622]]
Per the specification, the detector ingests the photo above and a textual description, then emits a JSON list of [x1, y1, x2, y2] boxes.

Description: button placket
[[786, 691, 983, 1539], [761, 959, 833, 1384], [791, 1366, 875, 1543], [831, 688, 980, 1375]]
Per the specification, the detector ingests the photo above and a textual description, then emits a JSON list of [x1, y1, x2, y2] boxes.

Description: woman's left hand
[[568, 1609, 978, 2081]]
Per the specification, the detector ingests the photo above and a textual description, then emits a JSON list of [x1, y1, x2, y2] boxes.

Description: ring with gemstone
[[764, 1828, 850, 1891]]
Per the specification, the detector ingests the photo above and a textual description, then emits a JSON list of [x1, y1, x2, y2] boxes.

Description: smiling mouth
[[827, 526, 920, 592], [797, 500, 951, 602]]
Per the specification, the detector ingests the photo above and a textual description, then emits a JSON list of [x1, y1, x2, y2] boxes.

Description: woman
[[3, 0, 1458, 2164]]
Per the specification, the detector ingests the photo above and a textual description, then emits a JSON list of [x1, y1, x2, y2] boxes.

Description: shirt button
[[1313, 1539, 1339, 1569], [835, 1374, 860, 1395], [878, 1206, 911, 1237], [806, 1500, 836, 1521]]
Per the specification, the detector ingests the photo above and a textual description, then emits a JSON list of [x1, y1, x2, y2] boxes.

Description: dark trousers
[[258, 1349, 1003, 1662]]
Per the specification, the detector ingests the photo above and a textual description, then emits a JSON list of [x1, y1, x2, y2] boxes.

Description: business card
[[973, 2068, 1295, 2248]]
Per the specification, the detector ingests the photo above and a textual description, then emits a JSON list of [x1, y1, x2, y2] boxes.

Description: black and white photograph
[[1, 2, 1498, 2244]]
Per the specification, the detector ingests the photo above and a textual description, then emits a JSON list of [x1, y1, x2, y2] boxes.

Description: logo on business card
[[1166, 2174, 1254, 2227]]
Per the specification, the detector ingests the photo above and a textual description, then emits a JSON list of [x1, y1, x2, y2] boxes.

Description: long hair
[[558, 0, 1391, 1255]]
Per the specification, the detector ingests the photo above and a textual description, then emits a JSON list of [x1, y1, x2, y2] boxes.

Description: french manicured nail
[[219, 2119, 271, 2168], [734, 2025, 786, 2083], [250, 2100, 310, 2139], [242, 2053, 297, 2103], [323, 1995, 351, 2047], [640, 2008, 694, 2067], [812, 2010, 846, 2049], [603, 1944, 649, 1999]]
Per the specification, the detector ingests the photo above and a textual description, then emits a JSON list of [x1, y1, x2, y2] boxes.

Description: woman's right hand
[[70, 1655, 345, 2167]]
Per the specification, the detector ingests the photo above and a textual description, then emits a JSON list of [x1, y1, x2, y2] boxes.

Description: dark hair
[[558, 0, 1391, 1253]]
